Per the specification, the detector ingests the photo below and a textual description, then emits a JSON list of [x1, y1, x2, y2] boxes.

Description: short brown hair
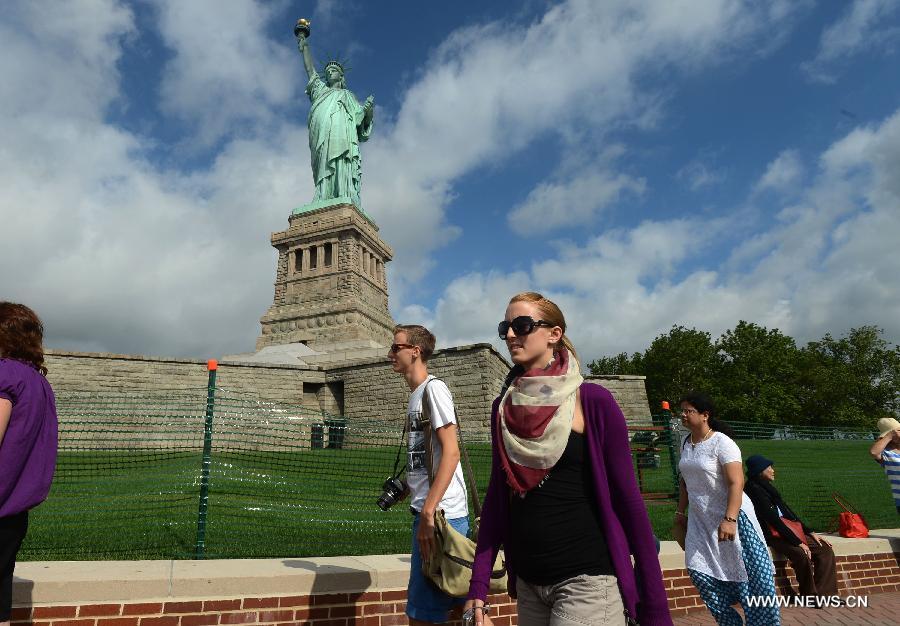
[[0, 302, 48, 375], [393, 324, 436, 362]]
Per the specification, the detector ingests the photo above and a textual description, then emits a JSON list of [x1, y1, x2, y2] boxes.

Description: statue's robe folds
[[306, 74, 373, 208]]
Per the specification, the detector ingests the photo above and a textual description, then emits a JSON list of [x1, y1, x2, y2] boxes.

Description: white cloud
[[507, 169, 645, 236], [677, 158, 726, 191], [801, 0, 900, 83], [755, 149, 803, 193], [0, 0, 864, 362], [155, 0, 297, 147], [418, 107, 900, 363], [0, 1, 312, 357], [820, 126, 876, 173], [0, 1, 134, 121], [312, 0, 355, 30], [340, 0, 813, 307]]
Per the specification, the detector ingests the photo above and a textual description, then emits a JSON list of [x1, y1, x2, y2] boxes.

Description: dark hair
[[393, 324, 436, 362], [0, 302, 48, 375], [678, 391, 735, 439]]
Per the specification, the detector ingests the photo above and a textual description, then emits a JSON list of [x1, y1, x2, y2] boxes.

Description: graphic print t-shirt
[[406, 376, 468, 518]]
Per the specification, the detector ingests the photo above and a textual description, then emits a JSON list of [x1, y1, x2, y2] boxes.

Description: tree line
[[588, 322, 900, 428]]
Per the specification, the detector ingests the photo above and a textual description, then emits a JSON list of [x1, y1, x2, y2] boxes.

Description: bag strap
[[422, 378, 483, 518], [832, 491, 860, 514]]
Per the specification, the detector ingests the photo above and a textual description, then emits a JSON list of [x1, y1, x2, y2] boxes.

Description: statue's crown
[[323, 59, 344, 73]]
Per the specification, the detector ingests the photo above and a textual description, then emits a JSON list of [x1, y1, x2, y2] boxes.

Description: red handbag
[[770, 517, 808, 544], [833, 492, 869, 538]]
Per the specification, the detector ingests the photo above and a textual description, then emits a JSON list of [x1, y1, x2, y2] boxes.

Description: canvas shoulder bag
[[420, 379, 507, 598]]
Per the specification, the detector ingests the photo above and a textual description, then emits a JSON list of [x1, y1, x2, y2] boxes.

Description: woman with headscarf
[[743, 454, 838, 601]]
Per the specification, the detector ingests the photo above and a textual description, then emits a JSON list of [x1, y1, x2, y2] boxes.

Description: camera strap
[[390, 416, 408, 480]]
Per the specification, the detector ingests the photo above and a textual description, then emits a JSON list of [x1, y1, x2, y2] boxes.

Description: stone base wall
[[42, 347, 652, 438], [45, 351, 325, 409], [260, 203, 395, 349], [586, 375, 652, 425], [328, 346, 653, 434], [326, 344, 510, 433]]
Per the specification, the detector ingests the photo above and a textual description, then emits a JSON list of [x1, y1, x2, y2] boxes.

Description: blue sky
[[2, 0, 900, 363]]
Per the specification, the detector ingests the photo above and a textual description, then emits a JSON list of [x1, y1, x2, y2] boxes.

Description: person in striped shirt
[[869, 417, 900, 514]]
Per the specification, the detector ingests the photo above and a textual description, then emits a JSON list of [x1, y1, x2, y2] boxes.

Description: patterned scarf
[[498, 347, 584, 495]]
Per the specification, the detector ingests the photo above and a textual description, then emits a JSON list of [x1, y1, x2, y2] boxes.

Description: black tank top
[[509, 430, 614, 585]]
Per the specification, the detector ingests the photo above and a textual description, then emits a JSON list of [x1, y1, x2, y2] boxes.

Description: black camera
[[376, 477, 406, 511]]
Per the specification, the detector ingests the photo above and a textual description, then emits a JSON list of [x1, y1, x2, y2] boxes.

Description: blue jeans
[[407, 512, 469, 623]]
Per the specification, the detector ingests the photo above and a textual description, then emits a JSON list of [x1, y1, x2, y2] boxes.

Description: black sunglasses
[[498, 316, 555, 339]]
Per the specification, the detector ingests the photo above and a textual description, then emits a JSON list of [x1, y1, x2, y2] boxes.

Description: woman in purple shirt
[[0, 303, 58, 626], [464, 293, 671, 626]]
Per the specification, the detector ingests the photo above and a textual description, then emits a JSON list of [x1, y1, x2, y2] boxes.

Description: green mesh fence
[[20, 386, 500, 561], [661, 414, 896, 538], [18, 391, 895, 561]]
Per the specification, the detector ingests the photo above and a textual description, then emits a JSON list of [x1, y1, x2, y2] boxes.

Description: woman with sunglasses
[[675, 393, 779, 625], [464, 292, 671, 626], [0, 303, 58, 626]]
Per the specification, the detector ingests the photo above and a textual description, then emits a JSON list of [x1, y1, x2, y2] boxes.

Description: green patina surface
[[295, 22, 374, 214]]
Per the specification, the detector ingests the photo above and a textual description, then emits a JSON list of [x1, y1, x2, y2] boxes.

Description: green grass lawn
[[18, 438, 897, 561], [643, 438, 897, 542]]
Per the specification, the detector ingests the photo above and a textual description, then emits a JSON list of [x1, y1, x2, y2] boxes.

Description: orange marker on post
[[197, 358, 219, 557]]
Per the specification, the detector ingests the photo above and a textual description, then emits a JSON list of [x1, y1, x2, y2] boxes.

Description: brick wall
[[10, 592, 516, 626], [664, 551, 900, 617], [11, 546, 898, 625]]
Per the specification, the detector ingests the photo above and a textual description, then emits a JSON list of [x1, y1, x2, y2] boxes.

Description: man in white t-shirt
[[388, 324, 468, 625]]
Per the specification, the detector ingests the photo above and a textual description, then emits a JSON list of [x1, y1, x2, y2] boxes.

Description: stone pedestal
[[257, 203, 395, 350]]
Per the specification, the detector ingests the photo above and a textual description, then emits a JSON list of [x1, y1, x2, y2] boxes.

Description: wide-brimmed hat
[[877, 417, 900, 438], [746, 454, 774, 478]]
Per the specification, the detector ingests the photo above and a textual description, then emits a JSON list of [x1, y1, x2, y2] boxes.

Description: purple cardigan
[[468, 383, 672, 626]]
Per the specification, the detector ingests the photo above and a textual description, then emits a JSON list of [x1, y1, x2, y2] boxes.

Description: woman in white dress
[[673, 393, 780, 626]]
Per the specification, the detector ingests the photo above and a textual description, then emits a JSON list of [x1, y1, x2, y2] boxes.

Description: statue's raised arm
[[295, 19, 317, 81], [294, 18, 374, 212]]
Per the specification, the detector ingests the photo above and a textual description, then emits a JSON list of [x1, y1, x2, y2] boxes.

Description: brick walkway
[[672, 591, 900, 625]]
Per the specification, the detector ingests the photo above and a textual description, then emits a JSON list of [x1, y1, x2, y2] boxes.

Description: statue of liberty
[[295, 19, 374, 211]]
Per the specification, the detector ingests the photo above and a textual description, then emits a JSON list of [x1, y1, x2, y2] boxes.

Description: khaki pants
[[516, 574, 626, 626]]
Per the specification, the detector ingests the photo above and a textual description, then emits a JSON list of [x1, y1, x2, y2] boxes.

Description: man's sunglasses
[[389, 342, 415, 354], [498, 316, 555, 339]]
